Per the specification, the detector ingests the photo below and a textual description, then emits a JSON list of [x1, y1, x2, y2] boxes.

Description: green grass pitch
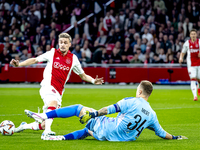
[[0, 87, 200, 150]]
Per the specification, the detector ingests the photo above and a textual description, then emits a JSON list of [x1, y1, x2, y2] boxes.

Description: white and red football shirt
[[36, 48, 84, 95], [182, 39, 200, 67]]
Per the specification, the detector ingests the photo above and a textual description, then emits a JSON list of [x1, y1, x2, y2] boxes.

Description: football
[[0, 120, 15, 136]]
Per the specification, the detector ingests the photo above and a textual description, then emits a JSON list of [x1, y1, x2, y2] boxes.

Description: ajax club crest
[[66, 59, 71, 64]]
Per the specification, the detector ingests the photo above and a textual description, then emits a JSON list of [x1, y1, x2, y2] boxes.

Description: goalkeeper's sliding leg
[[41, 127, 92, 140]]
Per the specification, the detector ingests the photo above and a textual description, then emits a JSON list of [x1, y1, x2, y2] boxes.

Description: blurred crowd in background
[[0, 0, 200, 65]]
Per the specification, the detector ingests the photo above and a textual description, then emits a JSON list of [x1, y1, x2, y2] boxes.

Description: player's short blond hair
[[190, 29, 197, 34], [58, 33, 72, 43], [140, 80, 153, 97]]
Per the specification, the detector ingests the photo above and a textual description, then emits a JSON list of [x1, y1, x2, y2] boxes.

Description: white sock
[[44, 107, 56, 132], [191, 81, 197, 97], [44, 118, 53, 132], [39, 113, 48, 119], [23, 122, 42, 130]]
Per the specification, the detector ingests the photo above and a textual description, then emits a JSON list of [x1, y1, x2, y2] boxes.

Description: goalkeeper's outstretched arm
[[96, 107, 108, 116], [147, 120, 188, 140], [165, 133, 187, 140], [80, 103, 121, 124], [80, 106, 113, 124]]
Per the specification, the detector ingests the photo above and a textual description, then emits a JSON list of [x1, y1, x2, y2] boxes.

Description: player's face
[[58, 38, 71, 54], [190, 31, 197, 41]]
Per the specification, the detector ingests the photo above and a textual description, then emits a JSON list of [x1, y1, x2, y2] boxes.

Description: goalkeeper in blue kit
[[24, 80, 187, 141]]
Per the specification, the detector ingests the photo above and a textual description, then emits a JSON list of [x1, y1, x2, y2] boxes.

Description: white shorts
[[187, 66, 200, 79], [39, 85, 62, 112]]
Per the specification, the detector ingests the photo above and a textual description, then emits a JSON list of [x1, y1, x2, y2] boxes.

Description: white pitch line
[[0, 114, 22, 116], [154, 106, 200, 110], [154, 107, 182, 110]]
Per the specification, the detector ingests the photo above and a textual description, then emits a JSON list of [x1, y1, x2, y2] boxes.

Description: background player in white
[[25, 81, 187, 141], [179, 29, 200, 101], [10, 33, 104, 138]]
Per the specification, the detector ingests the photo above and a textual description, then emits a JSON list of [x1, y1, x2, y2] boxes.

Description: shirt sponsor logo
[[190, 49, 199, 53], [54, 62, 69, 71]]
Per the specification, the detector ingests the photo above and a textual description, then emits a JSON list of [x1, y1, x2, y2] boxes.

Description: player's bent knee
[[87, 129, 94, 137], [79, 107, 87, 117], [41, 121, 45, 129], [48, 100, 58, 107], [79, 107, 96, 117]]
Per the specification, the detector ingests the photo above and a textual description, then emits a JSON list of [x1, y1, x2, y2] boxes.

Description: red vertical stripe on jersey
[[189, 39, 200, 66], [51, 49, 73, 95]]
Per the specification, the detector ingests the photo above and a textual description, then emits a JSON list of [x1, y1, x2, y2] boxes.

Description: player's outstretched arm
[[179, 52, 185, 64], [10, 58, 38, 67], [165, 133, 188, 140], [148, 120, 188, 140], [79, 73, 104, 85]]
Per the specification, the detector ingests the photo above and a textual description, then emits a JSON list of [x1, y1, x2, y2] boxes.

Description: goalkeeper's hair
[[140, 80, 153, 97], [58, 33, 72, 43]]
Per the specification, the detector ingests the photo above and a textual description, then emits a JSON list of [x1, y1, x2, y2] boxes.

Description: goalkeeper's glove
[[172, 135, 188, 140], [79, 111, 98, 124]]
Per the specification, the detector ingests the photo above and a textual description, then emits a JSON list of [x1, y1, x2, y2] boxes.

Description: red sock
[[38, 124, 44, 130], [47, 106, 56, 111], [25, 122, 43, 130], [47, 107, 56, 120]]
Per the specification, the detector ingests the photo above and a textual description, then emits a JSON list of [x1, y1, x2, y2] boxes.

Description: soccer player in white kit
[[179, 29, 200, 101], [10, 33, 104, 138]]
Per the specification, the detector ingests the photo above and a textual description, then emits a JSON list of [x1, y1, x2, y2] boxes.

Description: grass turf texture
[[0, 88, 199, 150]]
